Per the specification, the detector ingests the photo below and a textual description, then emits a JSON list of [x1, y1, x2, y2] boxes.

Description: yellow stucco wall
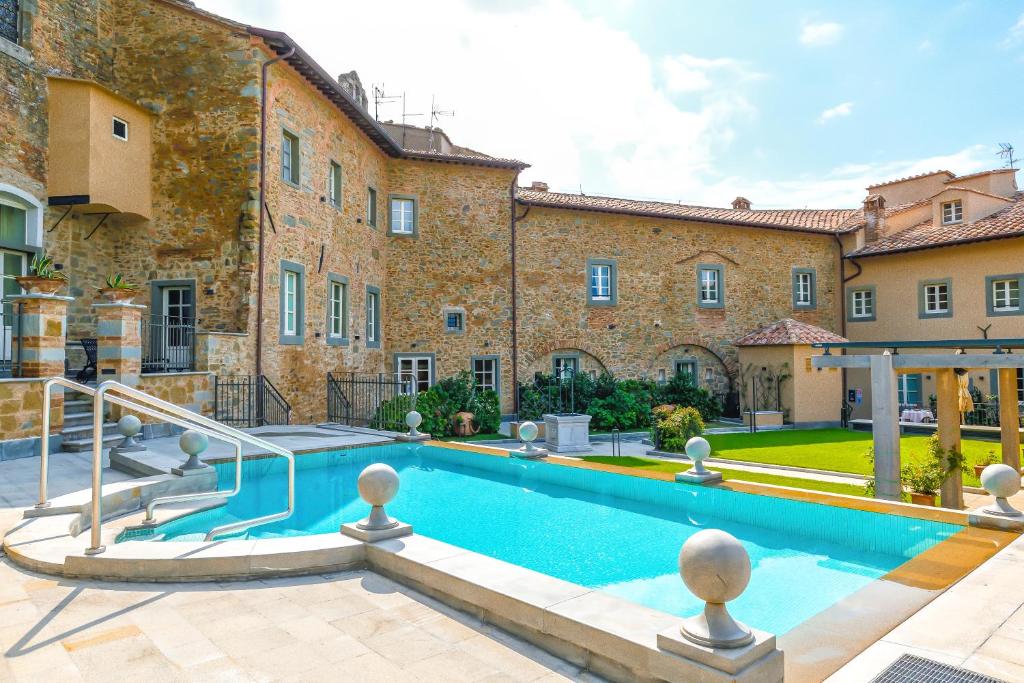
[[738, 344, 842, 424]]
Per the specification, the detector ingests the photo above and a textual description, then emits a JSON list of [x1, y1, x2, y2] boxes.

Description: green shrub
[[656, 372, 723, 422], [470, 389, 501, 433], [369, 393, 414, 431], [654, 406, 704, 452], [588, 387, 652, 430]]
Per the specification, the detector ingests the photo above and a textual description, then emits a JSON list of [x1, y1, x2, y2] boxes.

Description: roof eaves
[[845, 231, 1024, 258]]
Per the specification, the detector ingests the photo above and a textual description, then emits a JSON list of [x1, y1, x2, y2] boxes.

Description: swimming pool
[[133, 442, 958, 635]]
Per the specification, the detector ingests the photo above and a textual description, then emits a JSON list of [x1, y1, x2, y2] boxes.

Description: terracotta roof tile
[[848, 192, 1024, 257], [944, 168, 1017, 183], [867, 170, 955, 190], [734, 319, 847, 346], [515, 190, 859, 234]]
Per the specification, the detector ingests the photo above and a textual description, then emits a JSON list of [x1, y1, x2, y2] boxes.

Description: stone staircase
[[60, 388, 122, 452]]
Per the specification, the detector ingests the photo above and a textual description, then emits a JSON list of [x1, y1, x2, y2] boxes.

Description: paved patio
[[0, 451, 599, 682]]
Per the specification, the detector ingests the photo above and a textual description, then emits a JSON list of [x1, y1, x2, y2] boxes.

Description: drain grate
[[870, 654, 1005, 683]]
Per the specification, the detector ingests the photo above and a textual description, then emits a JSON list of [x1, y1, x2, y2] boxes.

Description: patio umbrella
[[956, 370, 974, 415]]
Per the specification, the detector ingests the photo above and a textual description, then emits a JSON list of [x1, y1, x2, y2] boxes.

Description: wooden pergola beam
[[813, 354, 1024, 370]]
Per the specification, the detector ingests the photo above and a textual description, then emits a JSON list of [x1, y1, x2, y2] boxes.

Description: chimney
[[529, 181, 549, 192], [336, 70, 368, 110], [862, 194, 885, 242], [731, 196, 751, 210]]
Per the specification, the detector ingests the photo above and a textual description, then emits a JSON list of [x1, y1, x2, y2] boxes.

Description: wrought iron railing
[[214, 375, 291, 428], [142, 315, 198, 373], [327, 372, 413, 431], [962, 402, 1024, 428], [0, 304, 24, 378], [517, 368, 579, 420]]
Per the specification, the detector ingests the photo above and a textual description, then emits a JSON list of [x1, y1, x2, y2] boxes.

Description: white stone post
[[341, 463, 413, 541], [870, 352, 901, 501], [513, 421, 548, 459]]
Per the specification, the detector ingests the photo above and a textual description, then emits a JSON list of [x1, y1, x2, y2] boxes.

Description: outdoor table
[[900, 409, 934, 423]]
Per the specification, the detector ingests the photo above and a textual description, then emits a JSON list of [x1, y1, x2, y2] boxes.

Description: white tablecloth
[[900, 409, 934, 423]]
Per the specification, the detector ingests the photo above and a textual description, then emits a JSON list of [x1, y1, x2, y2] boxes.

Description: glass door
[[161, 286, 194, 371], [1, 250, 25, 372], [397, 356, 432, 394]]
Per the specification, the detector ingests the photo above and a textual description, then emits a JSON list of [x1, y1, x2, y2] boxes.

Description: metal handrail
[[34, 377, 295, 553]]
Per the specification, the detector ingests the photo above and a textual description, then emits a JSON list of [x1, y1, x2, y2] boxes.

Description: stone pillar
[[870, 352, 901, 501], [998, 368, 1021, 473], [8, 294, 73, 447], [93, 302, 145, 418], [935, 368, 963, 510]]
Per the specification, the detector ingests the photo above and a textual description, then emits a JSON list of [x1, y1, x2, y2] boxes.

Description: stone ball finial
[[179, 430, 209, 457], [519, 421, 539, 444], [678, 529, 754, 648], [356, 463, 400, 530], [685, 436, 712, 475], [406, 410, 422, 436], [980, 463, 1023, 518], [118, 414, 142, 438]]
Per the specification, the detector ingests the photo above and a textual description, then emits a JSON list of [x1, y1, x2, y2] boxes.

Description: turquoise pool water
[[138, 443, 958, 635]]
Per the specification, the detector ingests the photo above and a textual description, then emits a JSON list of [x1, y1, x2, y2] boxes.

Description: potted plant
[[97, 273, 138, 303], [974, 450, 1000, 479], [901, 460, 943, 506], [15, 252, 68, 295]]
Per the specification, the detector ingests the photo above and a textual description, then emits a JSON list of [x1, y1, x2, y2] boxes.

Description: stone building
[[1, 0, 1021, 446]]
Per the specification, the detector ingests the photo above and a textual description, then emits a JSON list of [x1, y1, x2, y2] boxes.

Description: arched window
[[0, 185, 43, 251]]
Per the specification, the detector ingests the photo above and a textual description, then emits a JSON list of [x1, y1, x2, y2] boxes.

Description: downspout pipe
[[834, 233, 863, 421], [510, 181, 529, 418], [256, 45, 295, 378]]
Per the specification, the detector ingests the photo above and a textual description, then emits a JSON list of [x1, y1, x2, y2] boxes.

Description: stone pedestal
[[395, 433, 430, 442], [676, 470, 723, 484], [656, 626, 782, 682], [341, 521, 413, 542], [93, 302, 145, 419], [543, 413, 592, 453]]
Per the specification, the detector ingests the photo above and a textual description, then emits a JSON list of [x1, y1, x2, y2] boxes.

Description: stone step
[[63, 411, 101, 428], [62, 421, 119, 439], [60, 433, 124, 453]]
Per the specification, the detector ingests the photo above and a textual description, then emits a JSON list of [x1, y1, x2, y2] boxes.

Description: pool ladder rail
[[36, 377, 295, 553]]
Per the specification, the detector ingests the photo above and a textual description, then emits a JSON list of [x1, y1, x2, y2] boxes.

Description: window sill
[[365, 340, 381, 349], [280, 335, 305, 345], [0, 39, 32, 66], [697, 302, 724, 310], [327, 336, 349, 347], [847, 316, 876, 323], [587, 300, 617, 307], [988, 308, 1024, 317], [389, 230, 417, 238], [281, 178, 302, 191], [920, 311, 953, 319], [444, 329, 465, 335]]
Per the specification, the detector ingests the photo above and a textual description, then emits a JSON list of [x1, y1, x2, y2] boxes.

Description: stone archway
[[648, 341, 733, 400], [520, 337, 611, 380]]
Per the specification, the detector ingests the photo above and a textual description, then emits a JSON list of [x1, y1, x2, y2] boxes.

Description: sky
[[196, 0, 1024, 209]]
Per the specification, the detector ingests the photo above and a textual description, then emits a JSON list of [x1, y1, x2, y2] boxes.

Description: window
[[472, 356, 500, 397], [112, 117, 128, 141], [941, 200, 963, 225], [397, 355, 433, 393], [553, 355, 578, 380], [365, 286, 381, 348], [279, 261, 305, 344], [281, 130, 300, 185], [674, 360, 697, 383], [389, 195, 417, 235], [328, 161, 342, 208], [919, 279, 952, 318], [697, 264, 724, 308], [848, 287, 875, 321], [0, 201, 26, 247], [898, 374, 922, 407], [445, 310, 464, 333], [367, 187, 377, 227], [1, 1, 18, 44], [987, 274, 1024, 316], [792, 268, 816, 308], [586, 258, 617, 306], [327, 275, 348, 345]]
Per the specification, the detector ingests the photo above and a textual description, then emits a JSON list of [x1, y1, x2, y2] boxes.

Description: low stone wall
[[196, 331, 252, 376], [135, 371, 215, 426], [0, 378, 62, 460]]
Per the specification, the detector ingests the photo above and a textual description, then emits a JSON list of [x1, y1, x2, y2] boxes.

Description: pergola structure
[[813, 339, 1024, 510]]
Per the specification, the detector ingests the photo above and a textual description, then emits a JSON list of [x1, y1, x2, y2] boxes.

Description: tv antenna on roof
[[428, 96, 454, 152], [371, 84, 400, 121], [998, 142, 1017, 169]]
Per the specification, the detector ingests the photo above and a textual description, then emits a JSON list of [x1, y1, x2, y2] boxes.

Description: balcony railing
[[141, 315, 198, 374]]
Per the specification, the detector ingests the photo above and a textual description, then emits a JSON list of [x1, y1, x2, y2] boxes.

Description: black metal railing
[[142, 315, 198, 373], [962, 402, 1024, 428], [327, 372, 413, 431], [517, 368, 579, 419], [0, 304, 23, 378], [214, 375, 291, 428]]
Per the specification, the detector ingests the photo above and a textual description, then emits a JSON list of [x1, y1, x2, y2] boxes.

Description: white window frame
[[366, 291, 378, 343], [924, 282, 949, 315], [473, 357, 498, 394], [367, 187, 377, 226], [941, 199, 963, 225], [328, 161, 342, 208], [283, 271, 298, 335], [699, 268, 720, 304], [329, 280, 345, 338], [112, 116, 129, 142], [993, 278, 1020, 312], [390, 197, 415, 234], [590, 264, 611, 301], [852, 289, 873, 318], [397, 355, 433, 393], [445, 311, 463, 332], [795, 271, 813, 306]]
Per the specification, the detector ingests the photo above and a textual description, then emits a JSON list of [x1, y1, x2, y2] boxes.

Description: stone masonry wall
[[256, 57, 391, 423], [136, 371, 214, 419], [515, 206, 841, 400], [384, 162, 517, 413]]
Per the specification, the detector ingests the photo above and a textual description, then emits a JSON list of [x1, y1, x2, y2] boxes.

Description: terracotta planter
[[452, 411, 478, 437], [909, 492, 936, 507], [974, 464, 988, 479], [98, 288, 137, 303], [15, 275, 65, 296]]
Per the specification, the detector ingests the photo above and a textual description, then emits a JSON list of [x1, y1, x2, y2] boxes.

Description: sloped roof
[[515, 190, 861, 235], [867, 170, 955, 190], [734, 319, 847, 346], [848, 192, 1024, 257]]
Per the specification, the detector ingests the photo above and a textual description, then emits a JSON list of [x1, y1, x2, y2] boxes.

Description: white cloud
[[660, 54, 764, 93], [1001, 14, 1024, 48], [816, 101, 854, 125], [800, 21, 844, 46]]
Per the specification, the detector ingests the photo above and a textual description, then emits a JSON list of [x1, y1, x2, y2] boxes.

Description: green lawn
[[581, 455, 868, 497], [701, 428, 1005, 487], [440, 432, 506, 442]]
